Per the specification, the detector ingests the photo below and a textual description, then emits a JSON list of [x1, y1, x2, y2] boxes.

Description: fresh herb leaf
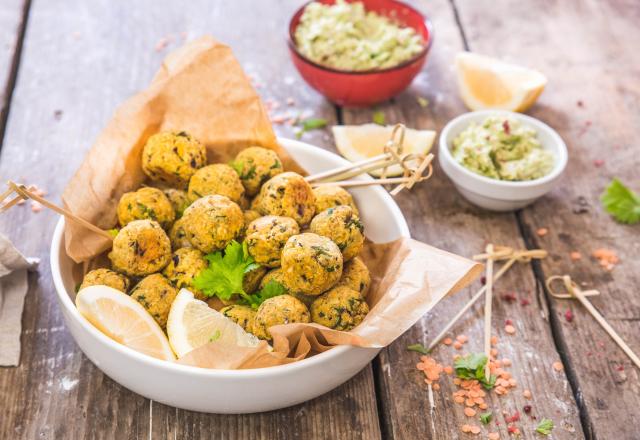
[[302, 117, 328, 131], [209, 329, 221, 342], [407, 343, 429, 355], [229, 160, 244, 176], [600, 178, 640, 224], [454, 353, 496, 389], [192, 241, 259, 302], [243, 280, 286, 310], [535, 418, 554, 435], [479, 412, 492, 425], [108, 228, 120, 238], [372, 110, 386, 125]]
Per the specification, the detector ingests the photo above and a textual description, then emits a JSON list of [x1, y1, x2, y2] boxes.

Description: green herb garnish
[[407, 343, 429, 355], [454, 353, 496, 389], [295, 117, 328, 138], [417, 96, 429, 108], [600, 178, 640, 224], [479, 412, 492, 425], [192, 241, 285, 308], [372, 110, 385, 125], [535, 418, 554, 435], [107, 228, 120, 238]]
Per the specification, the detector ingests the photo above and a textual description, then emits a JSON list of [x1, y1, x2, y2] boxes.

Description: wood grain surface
[[0, 0, 638, 439]]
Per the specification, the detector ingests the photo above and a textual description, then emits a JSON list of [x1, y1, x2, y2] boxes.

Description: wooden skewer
[[305, 153, 392, 183], [547, 275, 640, 370], [0, 194, 25, 212], [427, 258, 518, 351], [389, 154, 434, 196], [6, 181, 114, 240], [483, 244, 495, 380], [310, 175, 428, 188]]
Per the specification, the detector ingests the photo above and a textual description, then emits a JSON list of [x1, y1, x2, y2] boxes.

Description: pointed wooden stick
[[310, 175, 429, 188], [305, 153, 393, 183], [0, 194, 25, 212], [389, 154, 434, 196], [483, 244, 495, 380], [6, 181, 113, 240], [547, 275, 640, 370]]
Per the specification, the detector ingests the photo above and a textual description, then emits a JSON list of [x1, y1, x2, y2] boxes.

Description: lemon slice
[[167, 289, 261, 358], [76, 285, 176, 361], [455, 52, 547, 112], [332, 124, 436, 177]]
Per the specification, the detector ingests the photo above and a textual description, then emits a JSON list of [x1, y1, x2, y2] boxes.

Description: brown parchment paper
[[61, 35, 483, 369]]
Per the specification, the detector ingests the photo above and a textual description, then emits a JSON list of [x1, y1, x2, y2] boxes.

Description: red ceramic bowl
[[288, 0, 433, 107]]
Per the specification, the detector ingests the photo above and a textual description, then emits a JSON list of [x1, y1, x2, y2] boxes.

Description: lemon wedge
[[166, 289, 261, 358], [76, 285, 176, 361], [455, 52, 547, 112], [332, 124, 436, 177]]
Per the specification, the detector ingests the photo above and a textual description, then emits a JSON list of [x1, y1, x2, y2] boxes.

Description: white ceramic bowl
[[50, 137, 410, 414], [439, 110, 568, 211]]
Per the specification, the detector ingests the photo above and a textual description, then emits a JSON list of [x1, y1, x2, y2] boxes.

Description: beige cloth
[[0, 233, 38, 366]]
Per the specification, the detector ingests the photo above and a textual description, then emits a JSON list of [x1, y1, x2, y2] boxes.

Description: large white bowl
[[439, 110, 568, 211], [50, 137, 410, 414]]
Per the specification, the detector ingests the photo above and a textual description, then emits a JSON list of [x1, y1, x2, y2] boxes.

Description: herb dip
[[294, 0, 424, 71], [451, 116, 554, 181]]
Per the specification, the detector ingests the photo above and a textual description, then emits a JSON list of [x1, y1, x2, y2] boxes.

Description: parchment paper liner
[[60, 36, 482, 369]]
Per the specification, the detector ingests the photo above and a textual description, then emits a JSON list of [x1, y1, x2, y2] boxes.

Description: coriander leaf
[[454, 353, 496, 389], [108, 228, 120, 238], [229, 160, 244, 176], [243, 280, 286, 310], [479, 412, 492, 425], [301, 118, 327, 131], [407, 343, 430, 355], [372, 110, 386, 125], [600, 178, 640, 224], [535, 418, 554, 435], [192, 241, 256, 302]]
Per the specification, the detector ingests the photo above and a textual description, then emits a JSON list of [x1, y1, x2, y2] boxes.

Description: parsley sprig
[[535, 418, 554, 435], [192, 241, 286, 309], [454, 353, 496, 390], [601, 178, 640, 224]]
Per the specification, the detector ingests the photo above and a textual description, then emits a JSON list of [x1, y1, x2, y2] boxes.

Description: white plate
[[50, 137, 410, 414]]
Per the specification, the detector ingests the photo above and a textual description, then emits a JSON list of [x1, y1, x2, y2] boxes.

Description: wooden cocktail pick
[[483, 244, 495, 380], [305, 124, 434, 195], [546, 275, 640, 370], [427, 246, 548, 351], [0, 181, 114, 240]]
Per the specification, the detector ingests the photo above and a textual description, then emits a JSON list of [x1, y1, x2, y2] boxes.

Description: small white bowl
[[50, 137, 410, 414], [439, 110, 568, 211]]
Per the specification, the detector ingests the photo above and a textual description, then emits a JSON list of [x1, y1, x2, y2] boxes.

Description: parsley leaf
[[535, 418, 554, 435], [479, 412, 492, 425], [192, 241, 259, 302], [372, 110, 386, 125], [229, 160, 244, 176], [454, 353, 496, 389], [243, 280, 286, 310], [107, 228, 120, 238], [295, 118, 328, 139], [600, 178, 640, 224], [407, 343, 430, 355]]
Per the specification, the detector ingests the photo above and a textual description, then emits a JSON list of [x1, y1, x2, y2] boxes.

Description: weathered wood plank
[[454, 0, 640, 438], [341, 0, 584, 438], [0, 0, 378, 439], [0, 0, 29, 140]]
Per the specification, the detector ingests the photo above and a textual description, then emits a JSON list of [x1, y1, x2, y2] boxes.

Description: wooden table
[[0, 1, 637, 439]]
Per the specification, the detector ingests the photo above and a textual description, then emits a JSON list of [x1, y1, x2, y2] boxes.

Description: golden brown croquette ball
[[220, 304, 256, 332], [142, 131, 207, 188], [281, 233, 343, 296], [109, 220, 172, 277], [232, 146, 284, 196], [336, 257, 371, 297], [313, 185, 359, 216], [188, 164, 245, 204], [252, 172, 316, 226], [168, 217, 191, 250], [80, 268, 130, 293], [130, 273, 178, 328], [117, 187, 175, 229], [162, 247, 208, 300], [162, 188, 190, 218], [309, 205, 364, 261], [252, 294, 310, 340], [259, 268, 286, 291], [180, 195, 244, 253], [310, 286, 369, 331], [245, 216, 300, 267], [243, 265, 268, 294]]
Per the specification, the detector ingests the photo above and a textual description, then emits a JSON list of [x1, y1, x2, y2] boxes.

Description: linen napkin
[[0, 233, 38, 366]]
